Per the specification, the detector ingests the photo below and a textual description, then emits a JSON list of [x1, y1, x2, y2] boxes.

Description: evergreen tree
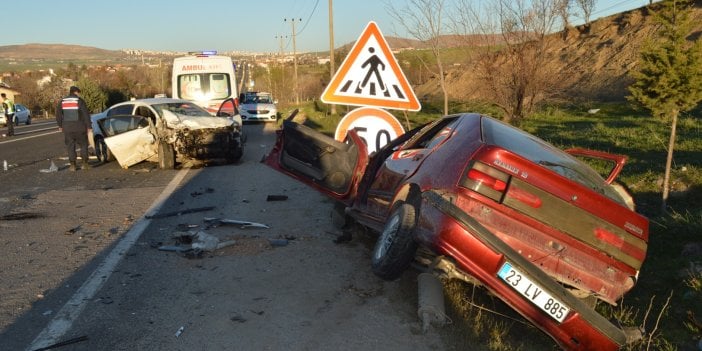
[[627, 0, 702, 212], [76, 76, 107, 113]]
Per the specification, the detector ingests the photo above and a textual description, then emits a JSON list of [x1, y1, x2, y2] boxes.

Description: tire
[[226, 146, 243, 163], [158, 142, 176, 169], [25, 115, 31, 125], [371, 203, 419, 280], [94, 135, 114, 163]]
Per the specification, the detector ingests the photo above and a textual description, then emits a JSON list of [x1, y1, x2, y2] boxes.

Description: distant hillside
[[418, 1, 702, 102], [0, 43, 125, 60]]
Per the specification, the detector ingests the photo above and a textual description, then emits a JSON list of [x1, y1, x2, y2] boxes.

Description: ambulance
[[172, 51, 239, 115]]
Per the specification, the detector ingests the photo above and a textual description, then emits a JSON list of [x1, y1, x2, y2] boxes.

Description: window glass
[[107, 104, 134, 116], [405, 117, 459, 150], [482, 117, 624, 202], [178, 73, 231, 100]]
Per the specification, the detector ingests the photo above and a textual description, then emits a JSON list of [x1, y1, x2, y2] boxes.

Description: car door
[[264, 116, 369, 204], [99, 115, 158, 169]]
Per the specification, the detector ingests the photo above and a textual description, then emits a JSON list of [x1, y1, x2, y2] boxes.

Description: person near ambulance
[[56, 86, 92, 171], [1, 93, 15, 137]]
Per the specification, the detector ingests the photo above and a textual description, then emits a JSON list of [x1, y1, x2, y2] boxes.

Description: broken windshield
[[152, 102, 211, 117]]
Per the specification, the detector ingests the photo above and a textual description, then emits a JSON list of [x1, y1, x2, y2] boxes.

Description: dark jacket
[[56, 94, 91, 132]]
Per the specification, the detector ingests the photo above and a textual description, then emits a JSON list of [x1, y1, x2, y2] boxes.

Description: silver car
[[0, 103, 32, 126]]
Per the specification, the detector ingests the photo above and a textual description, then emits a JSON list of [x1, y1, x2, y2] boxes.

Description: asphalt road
[[0, 120, 451, 351]]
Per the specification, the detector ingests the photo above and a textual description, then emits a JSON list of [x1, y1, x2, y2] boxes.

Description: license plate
[[497, 262, 570, 323]]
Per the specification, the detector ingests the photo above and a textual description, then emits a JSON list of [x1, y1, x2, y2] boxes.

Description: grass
[[282, 99, 702, 350]]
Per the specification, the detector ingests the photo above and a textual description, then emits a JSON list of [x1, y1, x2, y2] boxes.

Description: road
[[0, 120, 451, 351]]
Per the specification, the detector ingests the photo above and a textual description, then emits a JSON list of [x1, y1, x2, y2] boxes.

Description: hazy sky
[[2, 0, 653, 53]]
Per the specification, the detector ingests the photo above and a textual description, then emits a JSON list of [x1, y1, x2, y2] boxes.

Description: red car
[[264, 112, 648, 350]]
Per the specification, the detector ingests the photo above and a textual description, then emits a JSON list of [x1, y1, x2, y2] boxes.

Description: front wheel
[[25, 115, 31, 125], [371, 203, 419, 280], [94, 135, 113, 163], [158, 142, 175, 169]]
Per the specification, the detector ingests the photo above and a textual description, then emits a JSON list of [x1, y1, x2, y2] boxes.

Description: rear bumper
[[421, 190, 630, 351]]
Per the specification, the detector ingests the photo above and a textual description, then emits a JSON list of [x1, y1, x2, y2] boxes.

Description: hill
[[0, 43, 126, 60], [419, 1, 702, 103]]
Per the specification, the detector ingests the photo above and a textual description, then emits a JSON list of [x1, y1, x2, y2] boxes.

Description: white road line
[[26, 168, 191, 351], [0, 129, 61, 144]]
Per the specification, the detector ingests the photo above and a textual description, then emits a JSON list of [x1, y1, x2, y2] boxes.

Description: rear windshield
[[481, 117, 625, 203]]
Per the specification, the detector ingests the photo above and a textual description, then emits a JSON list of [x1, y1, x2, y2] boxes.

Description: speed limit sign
[[334, 107, 405, 154]]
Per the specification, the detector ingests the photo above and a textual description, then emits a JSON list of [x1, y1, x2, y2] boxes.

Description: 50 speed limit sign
[[334, 107, 405, 154]]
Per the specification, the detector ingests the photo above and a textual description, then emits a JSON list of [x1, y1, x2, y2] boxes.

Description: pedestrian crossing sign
[[321, 21, 421, 111]]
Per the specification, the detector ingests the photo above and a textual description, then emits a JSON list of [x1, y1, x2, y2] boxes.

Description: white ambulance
[[172, 51, 239, 115]]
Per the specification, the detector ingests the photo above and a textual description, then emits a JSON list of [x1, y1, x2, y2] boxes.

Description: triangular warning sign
[[321, 21, 421, 111]]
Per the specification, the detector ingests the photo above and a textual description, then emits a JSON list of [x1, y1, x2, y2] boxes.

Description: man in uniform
[[56, 86, 92, 171], [1, 93, 15, 137]]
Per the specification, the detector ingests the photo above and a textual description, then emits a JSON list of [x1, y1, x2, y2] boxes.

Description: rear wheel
[[371, 203, 419, 280], [158, 142, 176, 169]]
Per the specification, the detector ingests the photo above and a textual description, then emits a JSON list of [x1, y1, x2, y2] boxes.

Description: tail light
[[595, 228, 646, 261], [460, 162, 511, 202]]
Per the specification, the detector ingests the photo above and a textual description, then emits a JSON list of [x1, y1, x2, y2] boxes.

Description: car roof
[[112, 98, 191, 106]]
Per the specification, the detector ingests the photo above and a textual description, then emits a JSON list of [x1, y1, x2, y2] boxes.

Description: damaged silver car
[[92, 97, 243, 169]]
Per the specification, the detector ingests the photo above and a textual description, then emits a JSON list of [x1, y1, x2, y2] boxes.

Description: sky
[[2, 0, 655, 54]]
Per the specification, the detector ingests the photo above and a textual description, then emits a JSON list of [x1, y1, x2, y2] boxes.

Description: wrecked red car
[[264, 112, 648, 350]]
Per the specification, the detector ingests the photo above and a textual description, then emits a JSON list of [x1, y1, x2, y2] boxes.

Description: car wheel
[[371, 203, 419, 280], [25, 115, 31, 125], [94, 135, 113, 162], [158, 142, 175, 169]]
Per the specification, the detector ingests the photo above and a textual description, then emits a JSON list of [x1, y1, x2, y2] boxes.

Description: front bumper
[[174, 127, 242, 159], [421, 190, 636, 351]]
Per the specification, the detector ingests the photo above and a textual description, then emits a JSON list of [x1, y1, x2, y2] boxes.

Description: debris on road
[[158, 231, 236, 257], [204, 217, 270, 229], [39, 160, 59, 173], [0, 212, 43, 220], [65, 225, 82, 235], [266, 194, 288, 201], [145, 206, 215, 219], [31, 335, 88, 351]]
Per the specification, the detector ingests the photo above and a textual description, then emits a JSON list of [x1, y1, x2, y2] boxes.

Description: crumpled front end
[[173, 126, 241, 160]]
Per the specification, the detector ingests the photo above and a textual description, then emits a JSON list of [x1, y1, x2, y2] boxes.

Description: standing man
[[1, 93, 15, 137], [56, 86, 92, 171]]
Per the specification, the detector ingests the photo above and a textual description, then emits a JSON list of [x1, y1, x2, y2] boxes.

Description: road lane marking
[[26, 168, 190, 351], [0, 129, 61, 144]]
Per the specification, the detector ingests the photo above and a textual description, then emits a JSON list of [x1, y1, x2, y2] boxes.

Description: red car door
[[264, 118, 369, 205]]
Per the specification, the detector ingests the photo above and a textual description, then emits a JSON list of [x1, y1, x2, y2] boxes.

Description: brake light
[[595, 228, 646, 261], [468, 169, 507, 191], [460, 162, 511, 202]]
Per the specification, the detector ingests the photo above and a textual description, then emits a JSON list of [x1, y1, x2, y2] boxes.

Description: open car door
[[264, 116, 369, 204], [99, 115, 158, 169]]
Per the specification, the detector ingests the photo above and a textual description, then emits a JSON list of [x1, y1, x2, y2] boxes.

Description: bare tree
[[387, 0, 449, 115], [574, 0, 595, 25], [452, 0, 565, 123]]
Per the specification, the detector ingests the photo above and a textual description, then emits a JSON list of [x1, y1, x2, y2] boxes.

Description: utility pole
[[285, 18, 301, 105], [328, 0, 336, 115], [275, 35, 287, 102]]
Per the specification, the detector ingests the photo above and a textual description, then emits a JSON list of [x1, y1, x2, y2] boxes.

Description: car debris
[[39, 160, 59, 173], [417, 273, 447, 333], [203, 217, 270, 229], [145, 206, 215, 219], [31, 335, 88, 351], [158, 231, 236, 255]]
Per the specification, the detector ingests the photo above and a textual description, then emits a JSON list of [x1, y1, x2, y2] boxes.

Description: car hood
[[241, 103, 276, 110], [162, 110, 235, 130]]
